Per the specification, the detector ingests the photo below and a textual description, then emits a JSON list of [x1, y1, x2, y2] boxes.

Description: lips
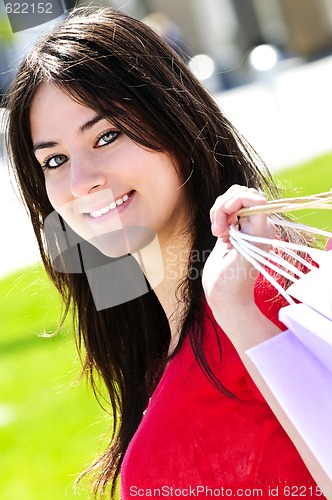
[[86, 190, 134, 218]]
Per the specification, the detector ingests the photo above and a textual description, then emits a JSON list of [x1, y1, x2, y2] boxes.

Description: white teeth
[[100, 206, 110, 215], [89, 192, 131, 218], [90, 208, 104, 218]]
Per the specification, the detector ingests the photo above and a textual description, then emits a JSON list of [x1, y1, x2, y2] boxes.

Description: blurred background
[[1, 0, 332, 498]]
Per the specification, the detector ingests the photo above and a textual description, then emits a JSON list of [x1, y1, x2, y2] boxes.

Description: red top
[[121, 277, 324, 499]]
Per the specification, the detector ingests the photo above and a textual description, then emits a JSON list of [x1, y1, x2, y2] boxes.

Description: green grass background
[[275, 152, 332, 231], [0, 269, 110, 499], [1, 151, 332, 499]]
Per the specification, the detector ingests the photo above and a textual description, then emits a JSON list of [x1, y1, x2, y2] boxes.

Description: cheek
[[44, 176, 67, 213]]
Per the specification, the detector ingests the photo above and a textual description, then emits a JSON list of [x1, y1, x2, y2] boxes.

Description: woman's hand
[[202, 185, 277, 348]]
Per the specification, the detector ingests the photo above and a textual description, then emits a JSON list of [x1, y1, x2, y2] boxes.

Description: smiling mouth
[[87, 191, 134, 218]]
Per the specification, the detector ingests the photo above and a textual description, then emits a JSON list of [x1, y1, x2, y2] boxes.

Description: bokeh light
[[248, 44, 279, 72]]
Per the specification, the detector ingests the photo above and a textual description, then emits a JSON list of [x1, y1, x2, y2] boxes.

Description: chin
[[89, 226, 157, 258]]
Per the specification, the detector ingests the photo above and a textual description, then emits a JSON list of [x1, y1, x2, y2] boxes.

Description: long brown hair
[[5, 6, 282, 497]]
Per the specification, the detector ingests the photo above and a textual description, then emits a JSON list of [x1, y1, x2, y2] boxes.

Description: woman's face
[[30, 84, 188, 257]]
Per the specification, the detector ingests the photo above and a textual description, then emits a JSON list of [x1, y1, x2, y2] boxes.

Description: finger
[[213, 192, 267, 236], [210, 185, 256, 233], [224, 192, 266, 214], [210, 185, 262, 221]]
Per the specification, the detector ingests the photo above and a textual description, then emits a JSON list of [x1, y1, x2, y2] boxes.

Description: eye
[[95, 130, 120, 147], [42, 154, 68, 170]]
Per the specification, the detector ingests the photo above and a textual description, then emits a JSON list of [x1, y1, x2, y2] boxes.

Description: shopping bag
[[228, 197, 332, 481], [247, 302, 332, 481], [286, 252, 332, 320]]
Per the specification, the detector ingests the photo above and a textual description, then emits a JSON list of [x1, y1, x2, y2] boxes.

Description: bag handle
[[236, 190, 332, 217], [229, 190, 332, 304]]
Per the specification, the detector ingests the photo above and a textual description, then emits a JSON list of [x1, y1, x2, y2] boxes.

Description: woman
[[5, 7, 328, 499]]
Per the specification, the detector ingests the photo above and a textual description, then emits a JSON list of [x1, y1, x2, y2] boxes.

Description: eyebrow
[[79, 114, 104, 133], [32, 114, 104, 153], [33, 141, 58, 153]]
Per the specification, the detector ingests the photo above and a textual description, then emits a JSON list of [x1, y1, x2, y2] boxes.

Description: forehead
[[31, 83, 90, 120], [30, 83, 98, 140]]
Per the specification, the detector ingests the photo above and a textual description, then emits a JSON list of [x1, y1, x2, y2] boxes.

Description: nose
[[69, 155, 108, 198]]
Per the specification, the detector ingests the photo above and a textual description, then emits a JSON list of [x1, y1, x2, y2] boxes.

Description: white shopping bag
[[287, 255, 332, 321], [229, 217, 332, 481], [247, 302, 332, 481]]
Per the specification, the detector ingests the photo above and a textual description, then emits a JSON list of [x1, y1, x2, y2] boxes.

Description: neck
[[133, 229, 191, 353], [157, 233, 191, 354], [158, 236, 190, 306]]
